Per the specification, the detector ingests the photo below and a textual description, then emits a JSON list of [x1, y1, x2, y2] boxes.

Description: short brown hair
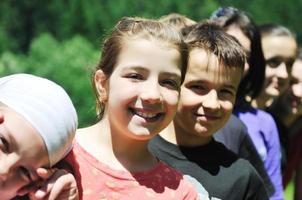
[[159, 13, 196, 33], [185, 20, 246, 70]]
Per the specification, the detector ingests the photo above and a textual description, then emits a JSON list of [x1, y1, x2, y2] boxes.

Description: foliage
[[0, 33, 100, 127], [0, 0, 301, 54]]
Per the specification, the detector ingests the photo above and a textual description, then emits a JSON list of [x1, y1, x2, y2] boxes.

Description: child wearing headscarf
[[0, 73, 78, 200]]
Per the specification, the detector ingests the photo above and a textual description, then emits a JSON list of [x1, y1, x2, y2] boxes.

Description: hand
[[28, 168, 79, 200]]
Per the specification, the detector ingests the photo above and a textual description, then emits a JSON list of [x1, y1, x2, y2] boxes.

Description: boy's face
[[174, 48, 242, 144], [0, 106, 49, 200]]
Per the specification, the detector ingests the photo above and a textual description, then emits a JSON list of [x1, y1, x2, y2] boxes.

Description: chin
[[129, 130, 157, 140], [194, 126, 213, 138]]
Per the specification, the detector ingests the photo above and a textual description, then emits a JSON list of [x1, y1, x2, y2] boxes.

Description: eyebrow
[[121, 66, 181, 77], [121, 65, 146, 71], [223, 84, 237, 91], [187, 80, 237, 90], [161, 72, 181, 79]]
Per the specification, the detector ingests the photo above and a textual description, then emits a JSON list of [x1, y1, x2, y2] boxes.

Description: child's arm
[[28, 168, 79, 200]]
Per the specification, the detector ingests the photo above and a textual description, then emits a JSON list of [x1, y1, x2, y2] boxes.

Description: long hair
[[211, 7, 266, 103]]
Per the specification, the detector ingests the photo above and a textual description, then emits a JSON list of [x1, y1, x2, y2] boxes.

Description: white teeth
[[135, 110, 158, 118]]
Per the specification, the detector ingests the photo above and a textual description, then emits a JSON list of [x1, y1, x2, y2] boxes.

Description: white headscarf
[[0, 74, 78, 166]]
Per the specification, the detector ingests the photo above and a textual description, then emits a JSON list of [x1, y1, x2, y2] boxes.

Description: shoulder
[[156, 162, 200, 199], [255, 109, 276, 124]]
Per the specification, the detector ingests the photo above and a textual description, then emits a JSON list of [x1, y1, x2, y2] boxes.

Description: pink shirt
[[66, 142, 199, 200]]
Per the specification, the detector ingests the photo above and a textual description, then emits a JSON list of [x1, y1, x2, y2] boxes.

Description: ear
[[94, 70, 108, 102]]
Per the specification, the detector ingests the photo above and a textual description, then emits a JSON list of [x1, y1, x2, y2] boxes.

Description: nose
[[275, 63, 289, 80], [202, 90, 220, 110], [140, 81, 162, 104]]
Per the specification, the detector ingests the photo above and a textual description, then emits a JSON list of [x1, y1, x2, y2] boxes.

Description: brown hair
[[159, 13, 196, 33], [93, 17, 188, 119], [185, 20, 246, 70], [260, 23, 296, 38]]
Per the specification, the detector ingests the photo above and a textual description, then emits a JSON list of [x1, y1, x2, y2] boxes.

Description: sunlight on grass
[[285, 181, 294, 200]]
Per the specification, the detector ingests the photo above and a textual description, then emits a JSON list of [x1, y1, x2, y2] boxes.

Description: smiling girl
[[66, 17, 199, 200]]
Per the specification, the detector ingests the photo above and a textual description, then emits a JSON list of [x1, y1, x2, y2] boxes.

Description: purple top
[[234, 106, 283, 200]]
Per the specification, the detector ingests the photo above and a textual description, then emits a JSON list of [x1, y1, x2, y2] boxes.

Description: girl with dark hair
[[256, 24, 298, 109]]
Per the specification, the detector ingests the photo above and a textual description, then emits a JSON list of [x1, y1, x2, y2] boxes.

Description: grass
[[285, 181, 294, 200]]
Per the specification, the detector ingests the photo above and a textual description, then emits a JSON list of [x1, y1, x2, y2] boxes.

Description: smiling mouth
[[129, 108, 164, 122], [196, 114, 220, 121]]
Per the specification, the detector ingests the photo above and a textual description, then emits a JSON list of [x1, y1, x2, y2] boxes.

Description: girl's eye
[[266, 59, 280, 68], [19, 166, 32, 182], [0, 136, 9, 153], [126, 73, 144, 80], [161, 79, 179, 90]]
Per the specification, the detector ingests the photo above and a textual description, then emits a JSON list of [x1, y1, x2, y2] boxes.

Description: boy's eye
[[126, 73, 144, 80], [0, 136, 9, 153], [161, 79, 180, 90], [188, 84, 207, 92], [19, 166, 32, 182], [220, 89, 234, 96]]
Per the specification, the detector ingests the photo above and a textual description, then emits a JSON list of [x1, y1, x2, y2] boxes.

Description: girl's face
[[279, 59, 302, 116], [96, 38, 182, 140], [0, 106, 49, 200], [262, 35, 297, 98]]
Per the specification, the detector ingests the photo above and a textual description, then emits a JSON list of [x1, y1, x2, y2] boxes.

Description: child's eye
[[161, 79, 179, 90], [19, 166, 32, 182], [189, 85, 206, 92], [220, 89, 235, 99], [221, 89, 233, 94], [0, 135, 9, 153], [126, 73, 144, 80], [266, 59, 280, 68]]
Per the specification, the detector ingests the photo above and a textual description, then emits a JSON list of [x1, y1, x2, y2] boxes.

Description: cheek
[[221, 101, 234, 114], [108, 87, 137, 109], [265, 66, 275, 79], [163, 90, 180, 107], [179, 90, 199, 107], [0, 174, 27, 198]]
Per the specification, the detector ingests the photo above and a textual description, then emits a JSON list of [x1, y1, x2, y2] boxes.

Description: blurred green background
[[1, 0, 301, 127], [0, 0, 299, 198]]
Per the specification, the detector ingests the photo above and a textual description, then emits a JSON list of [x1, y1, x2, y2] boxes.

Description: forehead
[[226, 25, 251, 52], [115, 38, 181, 75], [0, 107, 49, 167], [186, 48, 242, 85], [262, 36, 297, 59], [292, 60, 302, 80]]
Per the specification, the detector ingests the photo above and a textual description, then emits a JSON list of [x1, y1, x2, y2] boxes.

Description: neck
[[270, 100, 297, 128], [79, 115, 157, 172], [254, 92, 274, 109], [160, 121, 212, 147]]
